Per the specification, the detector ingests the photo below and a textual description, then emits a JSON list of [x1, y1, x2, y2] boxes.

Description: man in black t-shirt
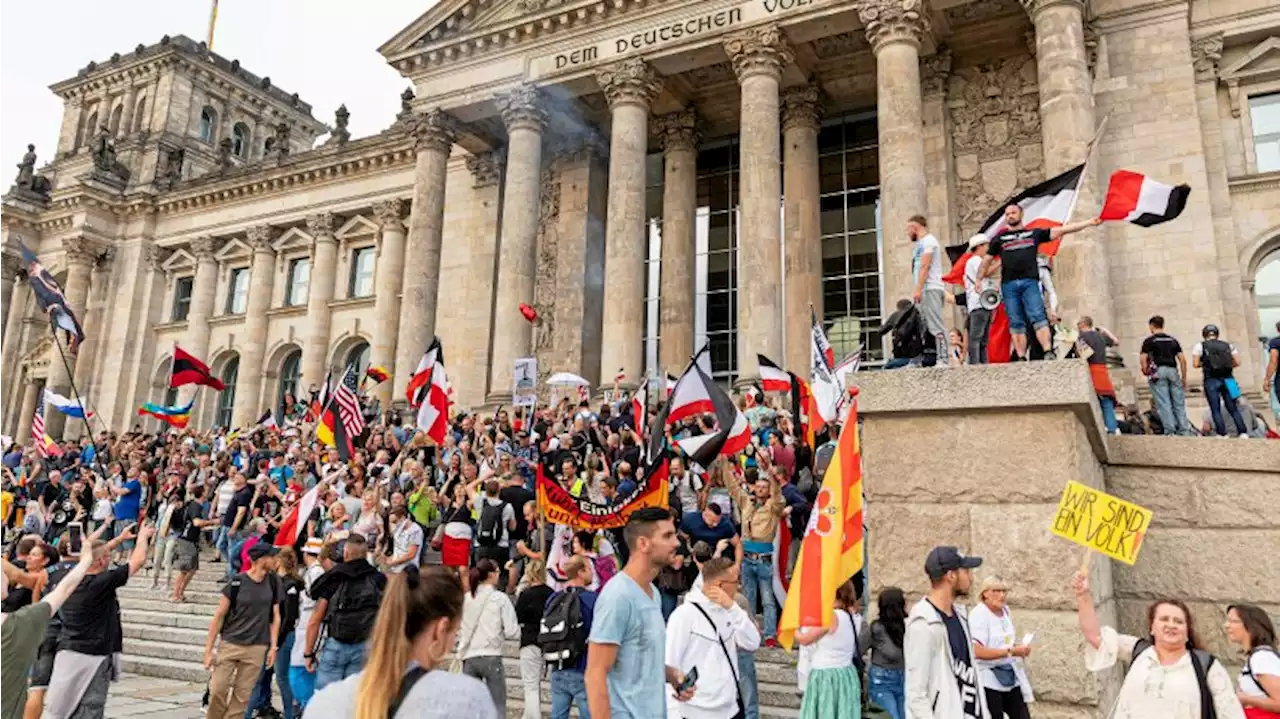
[[173, 486, 217, 603], [978, 204, 1098, 361], [203, 542, 281, 719], [220, 473, 254, 580], [1138, 315, 1192, 436], [499, 473, 536, 593]]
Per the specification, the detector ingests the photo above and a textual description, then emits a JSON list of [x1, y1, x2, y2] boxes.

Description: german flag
[[364, 366, 390, 385], [170, 346, 225, 391]]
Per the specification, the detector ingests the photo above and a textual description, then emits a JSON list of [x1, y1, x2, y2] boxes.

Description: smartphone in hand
[[68, 522, 83, 554], [676, 666, 698, 694]]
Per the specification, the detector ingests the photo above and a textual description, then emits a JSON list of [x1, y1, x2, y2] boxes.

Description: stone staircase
[[117, 553, 806, 718]]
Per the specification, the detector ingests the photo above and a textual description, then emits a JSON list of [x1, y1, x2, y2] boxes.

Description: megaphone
[[979, 288, 1001, 311]]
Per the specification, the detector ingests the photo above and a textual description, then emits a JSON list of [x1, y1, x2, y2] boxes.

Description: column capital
[[245, 225, 275, 253], [373, 198, 407, 229], [496, 85, 548, 133], [306, 213, 338, 241], [857, 0, 931, 53], [723, 26, 794, 82], [1019, 0, 1083, 18], [411, 109, 459, 153], [1, 251, 21, 281], [190, 236, 217, 261], [781, 84, 822, 132], [1191, 33, 1224, 80], [595, 58, 663, 111], [63, 236, 102, 268], [465, 150, 505, 188], [655, 109, 700, 153], [142, 243, 167, 273], [920, 47, 953, 97]]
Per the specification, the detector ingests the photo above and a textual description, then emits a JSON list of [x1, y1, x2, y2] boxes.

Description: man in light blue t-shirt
[[587, 507, 696, 719]]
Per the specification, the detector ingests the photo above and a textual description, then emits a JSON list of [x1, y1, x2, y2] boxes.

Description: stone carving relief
[[1191, 33, 1223, 79], [943, 0, 1021, 26], [723, 25, 795, 80], [595, 59, 663, 109], [684, 62, 736, 87], [532, 162, 562, 379], [465, 150, 504, 188], [920, 47, 953, 97], [948, 54, 1045, 237]]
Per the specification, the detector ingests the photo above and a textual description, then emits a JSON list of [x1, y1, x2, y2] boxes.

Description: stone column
[[44, 237, 96, 439], [14, 378, 40, 447], [725, 26, 792, 382], [597, 59, 663, 390], [782, 85, 823, 375], [302, 213, 338, 389], [1, 251, 18, 342], [657, 109, 699, 377], [231, 226, 276, 428], [394, 111, 457, 401], [488, 86, 547, 403], [67, 250, 114, 441], [118, 86, 139, 137], [371, 199, 407, 410], [2, 267, 27, 373], [1024, 0, 1109, 326], [858, 0, 930, 313]]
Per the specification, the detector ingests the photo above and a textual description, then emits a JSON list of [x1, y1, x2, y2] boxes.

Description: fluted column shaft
[[782, 85, 823, 376], [302, 215, 338, 389], [395, 112, 456, 403], [1026, 0, 1109, 326], [15, 380, 40, 448], [66, 255, 113, 441], [185, 238, 219, 365], [488, 87, 547, 402], [372, 199, 408, 409], [598, 60, 663, 389], [725, 27, 792, 382], [45, 240, 96, 439], [860, 1, 930, 318], [657, 110, 699, 376], [232, 229, 276, 428]]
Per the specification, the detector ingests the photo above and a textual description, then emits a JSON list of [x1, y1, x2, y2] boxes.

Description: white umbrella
[[546, 372, 590, 387]]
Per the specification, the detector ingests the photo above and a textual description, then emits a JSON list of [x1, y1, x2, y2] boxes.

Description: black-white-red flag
[[407, 337, 449, 446], [977, 163, 1085, 257], [1098, 170, 1190, 227], [756, 354, 793, 393], [667, 346, 751, 468]]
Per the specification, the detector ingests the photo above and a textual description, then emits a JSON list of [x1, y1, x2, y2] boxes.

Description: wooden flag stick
[[1080, 545, 1093, 575]]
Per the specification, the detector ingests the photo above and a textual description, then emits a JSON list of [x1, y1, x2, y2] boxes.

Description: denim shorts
[[1002, 277, 1048, 334]]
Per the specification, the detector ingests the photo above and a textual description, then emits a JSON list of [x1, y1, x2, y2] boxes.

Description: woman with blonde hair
[[969, 575, 1034, 718], [302, 567, 496, 719], [513, 559, 553, 719]]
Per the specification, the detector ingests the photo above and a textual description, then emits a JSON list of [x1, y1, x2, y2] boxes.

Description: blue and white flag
[[44, 389, 94, 420]]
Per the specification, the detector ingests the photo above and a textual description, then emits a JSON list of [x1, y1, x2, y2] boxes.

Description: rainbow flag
[[138, 398, 195, 429], [778, 406, 865, 650]]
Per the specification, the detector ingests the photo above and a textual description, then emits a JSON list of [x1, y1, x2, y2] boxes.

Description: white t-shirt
[[1240, 647, 1280, 697], [673, 472, 703, 513], [968, 602, 1019, 691], [964, 254, 993, 312], [801, 609, 857, 671], [913, 233, 944, 291]]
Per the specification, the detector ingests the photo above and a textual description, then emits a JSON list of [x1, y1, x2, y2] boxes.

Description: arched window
[[109, 104, 124, 134], [1258, 249, 1280, 342], [232, 123, 250, 158], [278, 350, 302, 417], [215, 357, 239, 428], [263, 137, 276, 154], [132, 96, 147, 133], [79, 111, 99, 149], [199, 106, 218, 143], [344, 341, 371, 376]]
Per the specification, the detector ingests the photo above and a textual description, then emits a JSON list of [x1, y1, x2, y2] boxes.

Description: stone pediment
[[214, 238, 252, 262], [23, 336, 54, 367], [1220, 36, 1280, 84], [335, 214, 378, 240], [161, 249, 196, 273], [273, 226, 313, 253]]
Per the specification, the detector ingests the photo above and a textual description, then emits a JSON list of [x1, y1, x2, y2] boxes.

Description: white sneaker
[[1239, 433, 1249, 438]]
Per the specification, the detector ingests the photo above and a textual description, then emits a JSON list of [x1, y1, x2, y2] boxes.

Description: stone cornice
[[857, 0, 931, 53], [596, 58, 663, 111], [1228, 170, 1280, 194], [723, 26, 795, 82]]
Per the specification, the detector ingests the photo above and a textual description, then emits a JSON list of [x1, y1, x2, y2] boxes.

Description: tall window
[[345, 341, 371, 375], [226, 268, 249, 314], [232, 123, 250, 158], [1251, 93, 1280, 173], [696, 138, 742, 383], [172, 276, 194, 321], [644, 153, 664, 377], [818, 111, 885, 363], [133, 96, 147, 133], [278, 349, 302, 414], [349, 247, 375, 298], [286, 258, 310, 306], [199, 106, 218, 143], [109, 104, 124, 134], [215, 357, 239, 428]]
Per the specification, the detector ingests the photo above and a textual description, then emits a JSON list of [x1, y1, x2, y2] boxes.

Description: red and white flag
[[408, 337, 450, 446], [275, 484, 321, 548], [632, 383, 647, 438], [1099, 170, 1191, 227], [756, 354, 793, 393], [976, 163, 1085, 257], [667, 346, 752, 467]]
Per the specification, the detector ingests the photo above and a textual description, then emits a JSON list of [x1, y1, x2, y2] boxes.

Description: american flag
[[334, 366, 366, 437], [30, 394, 60, 458]]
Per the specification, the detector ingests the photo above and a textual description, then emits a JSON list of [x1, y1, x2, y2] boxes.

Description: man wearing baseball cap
[[904, 546, 989, 719], [962, 234, 995, 365], [204, 542, 281, 719]]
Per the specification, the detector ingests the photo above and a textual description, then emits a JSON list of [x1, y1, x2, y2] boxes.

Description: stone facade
[[3, 0, 1279, 435]]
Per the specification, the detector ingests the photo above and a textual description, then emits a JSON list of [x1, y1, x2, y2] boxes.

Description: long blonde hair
[[354, 568, 464, 719]]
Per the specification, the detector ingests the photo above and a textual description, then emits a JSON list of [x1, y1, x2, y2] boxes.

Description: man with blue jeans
[[110, 468, 143, 562], [547, 556, 597, 719], [1192, 324, 1249, 436], [219, 472, 254, 580], [1075, 317, 1121, 434], [1139, 315, 1193, 435], [726, 468, 786, 648], [303, 534, 385, 692], [979, 204, 1099, 360]]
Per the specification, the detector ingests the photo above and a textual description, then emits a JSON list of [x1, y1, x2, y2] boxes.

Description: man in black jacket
[[303, 534, 385, 692]]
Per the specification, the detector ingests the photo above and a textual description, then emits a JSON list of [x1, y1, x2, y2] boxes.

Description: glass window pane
[[708, 332, 734, 375], [850, 274, 882, 317], [706, 174, 731, 212], [819, 154, 845, 195], [849, 231, 879, 274], [847, 197, 879, 232], [706, 291, 733, 332], [821, 194, 845, 236], [707, 251, 733, 292], [845, 147, 879, 189], [646, 153, 665, 187], [822, 235, 847, 277], [1250, 93, 1280, 135], [817, 123, 844, 153], [646, 186, 664, 222], [707, 212, 733, 252], [823, 277, 848, 319], [1258, 139, 1280, 174], [700, 144, 733, 174]]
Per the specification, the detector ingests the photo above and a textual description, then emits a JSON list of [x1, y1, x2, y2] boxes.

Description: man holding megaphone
[[962, 235, 996, 364]]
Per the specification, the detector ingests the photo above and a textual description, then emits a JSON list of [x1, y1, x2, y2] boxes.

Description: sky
[[1, 1, 434, 181]]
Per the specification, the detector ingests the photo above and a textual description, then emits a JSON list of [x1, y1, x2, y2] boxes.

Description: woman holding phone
[[969, 576, 1034, 718]]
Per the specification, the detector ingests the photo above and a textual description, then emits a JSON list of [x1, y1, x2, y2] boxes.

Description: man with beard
[[586, 507, 696, 719], [904, 546, 987, 719]]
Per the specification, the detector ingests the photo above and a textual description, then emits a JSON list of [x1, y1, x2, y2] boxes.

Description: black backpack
[[1130, 638, 1218, 719], [1201, 339, 1234, 379], [476, 499, 506, 548], [538, 588, 589, 671], [226, 573, 280, 616], [326, 574, 382, 644]]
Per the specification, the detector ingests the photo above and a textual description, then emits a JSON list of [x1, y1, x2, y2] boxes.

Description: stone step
[[120, 587, 224, 606], [118, 654, 208, 684], [120, 598, 217, 616], [504, 697, 803, 719], [125, 637, 205, 664], [123, 608, 215, 631], [500, 677, 804, 714], [122, 623, 208, 645]]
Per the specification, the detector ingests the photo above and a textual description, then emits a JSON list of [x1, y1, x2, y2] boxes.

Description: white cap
[[967, 234, 989, 249]]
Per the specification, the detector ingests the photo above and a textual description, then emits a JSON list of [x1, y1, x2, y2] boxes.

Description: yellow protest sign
[[1050, 480, 1153, 565]]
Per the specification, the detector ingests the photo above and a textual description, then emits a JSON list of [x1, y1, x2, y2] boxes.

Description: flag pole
[[206, 0, 220, 50], [1063, 110, 1113, 225]]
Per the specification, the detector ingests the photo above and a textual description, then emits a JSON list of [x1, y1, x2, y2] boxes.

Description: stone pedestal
[[45, 238, 96, 440], [657, 110, 699, 377], [725, 26, 792, 383], [781, 85, 822, 375], [372, 199, 407, 409], [302, 214, 338, 390], [231, 227, 276, 428], [488, 87, 547, 404]]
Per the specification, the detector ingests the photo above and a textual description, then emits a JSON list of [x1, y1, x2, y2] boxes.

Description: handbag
[[991, 663, 1019, 690]]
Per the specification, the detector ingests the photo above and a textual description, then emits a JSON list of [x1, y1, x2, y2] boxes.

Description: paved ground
[[105, 674, 212, 719]]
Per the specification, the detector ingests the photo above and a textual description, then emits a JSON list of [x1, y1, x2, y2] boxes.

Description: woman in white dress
[[1072, 570, 1244, 719]]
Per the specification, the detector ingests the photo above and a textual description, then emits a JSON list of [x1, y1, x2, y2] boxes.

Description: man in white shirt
[[383, 506, 423, 573], [665, 557, 761, 719], [908, 215, 947, 367], [963, 234, 995, 364]]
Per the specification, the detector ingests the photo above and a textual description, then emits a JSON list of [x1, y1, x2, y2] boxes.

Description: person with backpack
[[473, 480, 516, 587], [514, 560, 554, 719], [1072, 571, 1244, 719], [1224, 604, 1280, 718], [203, 542, 282, 719], [541, 555, 597, 719], [304, 534, 386, 693], [457, 559, 520, 716], [1192, 324, 1249, 437]]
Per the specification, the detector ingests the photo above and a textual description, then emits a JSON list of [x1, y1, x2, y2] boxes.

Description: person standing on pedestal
[[907, 216, 946, 368]]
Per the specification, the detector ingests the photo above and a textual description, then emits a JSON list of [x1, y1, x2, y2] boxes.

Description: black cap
[[924, 546, 982, 579], [247, 543, 279, 562], [1201, 324, 1220, 338]]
